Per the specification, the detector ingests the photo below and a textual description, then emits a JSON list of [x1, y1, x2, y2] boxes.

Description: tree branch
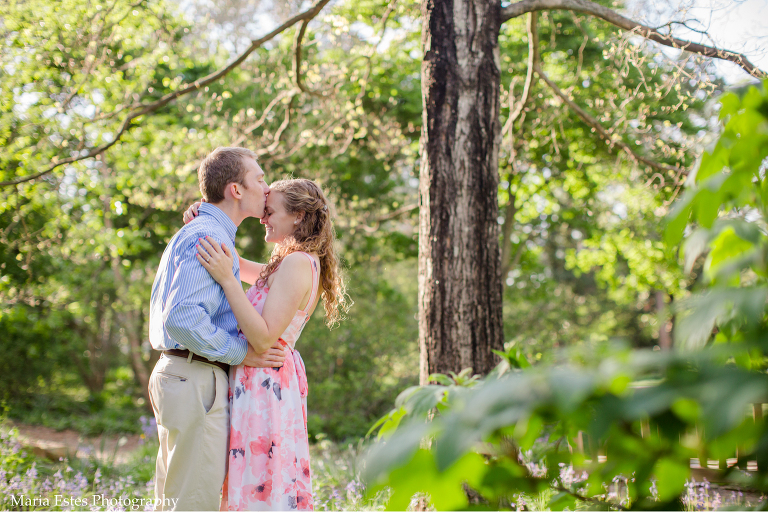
[[263, 95, 298, 154], [352, 203, 418, 234], [501, 13, 540, 279], [535, 63, 683, 175], [294, 19, 312, 94], [500, 183, 518, 279], [60, 0, 143, 111], [503, 12, 539, 165], [503, 12, 539, 135], [0, 0, 332, 188], [355, 0, 400, 104], [501, 0, 766, 79], [552, 485, 628, 511], [231, 89, 298, 148], [374, 202, 418, 222]]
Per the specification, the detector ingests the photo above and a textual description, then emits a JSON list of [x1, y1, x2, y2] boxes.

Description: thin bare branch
[[500, 183, 518, 279], [501, 13, 541, 278], [535, 63, 683, 175], [501, 180, 548, 278], [60, 0, 143, 111], [503, 12, 539, 164], [351, 203, 418, 233], [374, 202, 418, 222], [355, 0, 400, 104], [501, 0, 766, 78], [1, 0, 332, 188], [231, 89, 298, 147], [294, 20, 312, 94], [263, 95, 298, 154], [504, 12, 539, 133]]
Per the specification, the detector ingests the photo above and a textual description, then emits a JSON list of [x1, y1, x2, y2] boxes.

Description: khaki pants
[[148, 354, 229, 511]]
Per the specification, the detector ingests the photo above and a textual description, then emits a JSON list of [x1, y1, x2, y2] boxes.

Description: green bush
[[0, 306, 70, 400], [301, 261, 419, 441]]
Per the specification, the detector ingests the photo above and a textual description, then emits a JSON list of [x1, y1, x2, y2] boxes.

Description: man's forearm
[[165, 305, 248, 365]]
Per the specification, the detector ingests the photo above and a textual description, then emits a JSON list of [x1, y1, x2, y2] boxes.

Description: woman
[[186, 179, 348, 510]]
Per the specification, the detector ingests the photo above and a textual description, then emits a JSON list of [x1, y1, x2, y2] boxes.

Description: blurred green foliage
[[364, 81, 768, 509], [302, 262, 419, 441], [0, 0, 740, 443]]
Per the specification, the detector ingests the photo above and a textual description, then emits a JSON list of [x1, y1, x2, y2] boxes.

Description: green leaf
[[513, 413, 544, 451], [671, 397, 701, 422], [548, 492, 578, 511], [370, 407, 407, 439], [400, 385, 450, 418], [428, 373, 454, 386], [653, 457, 689, 501], [363, 422, 434, 488], [704, 226, 755, 282], [665, 191, 694, 246], [718, 92, 741, 120], [682, 227, 711, 273], [380, 449, 440, 511], [674, 288, 768, 350], [696, 144, 728, 183], [368, 448, 487, 511], [548, 370, 596, 412], [478, 459, 539, 499], [492, 348, 531, 369]]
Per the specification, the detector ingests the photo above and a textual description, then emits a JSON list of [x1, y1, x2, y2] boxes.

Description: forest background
[[1, 0, 768, 508], [0, 0, 764, 440]]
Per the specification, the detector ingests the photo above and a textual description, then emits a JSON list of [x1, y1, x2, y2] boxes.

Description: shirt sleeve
[[163, 232, 247, 365]]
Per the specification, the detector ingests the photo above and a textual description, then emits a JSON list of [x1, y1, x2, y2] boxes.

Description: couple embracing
[[148, 147, 347, 511]]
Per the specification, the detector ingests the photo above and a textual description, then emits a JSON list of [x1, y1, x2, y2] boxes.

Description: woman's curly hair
[[257, 179, 350, 327]]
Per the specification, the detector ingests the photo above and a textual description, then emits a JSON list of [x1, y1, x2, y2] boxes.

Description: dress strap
[[298, 252, 319, 312]]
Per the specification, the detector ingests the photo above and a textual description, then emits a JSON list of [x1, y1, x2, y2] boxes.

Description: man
[[148, 147, 285, 511]]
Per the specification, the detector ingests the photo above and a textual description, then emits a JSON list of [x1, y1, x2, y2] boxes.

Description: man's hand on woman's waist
[[242, 341, 287, 368]]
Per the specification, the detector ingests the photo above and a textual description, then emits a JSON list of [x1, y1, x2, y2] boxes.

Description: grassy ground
[[3, 419, 764, 511], [0, 421, 389, 511]]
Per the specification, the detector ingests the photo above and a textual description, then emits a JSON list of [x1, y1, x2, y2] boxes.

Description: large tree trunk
[[418, 0, 504, 383]]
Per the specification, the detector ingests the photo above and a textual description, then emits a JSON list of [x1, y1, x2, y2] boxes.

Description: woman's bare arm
[[239, 256, 265, 285]]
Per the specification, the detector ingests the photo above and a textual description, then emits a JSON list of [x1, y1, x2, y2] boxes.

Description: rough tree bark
[[418, 0, 505, 383]]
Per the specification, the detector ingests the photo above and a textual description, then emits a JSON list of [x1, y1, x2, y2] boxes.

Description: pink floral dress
[[221, 252, 319, 511]]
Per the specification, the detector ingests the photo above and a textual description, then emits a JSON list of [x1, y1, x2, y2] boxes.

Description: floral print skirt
[[221, 345, 312, 511]]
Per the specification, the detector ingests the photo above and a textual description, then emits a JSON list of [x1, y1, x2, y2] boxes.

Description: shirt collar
[[198, 203, 238, 243]]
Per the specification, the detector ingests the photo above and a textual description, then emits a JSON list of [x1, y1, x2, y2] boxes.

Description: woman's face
[[260, 191, 301, 243]]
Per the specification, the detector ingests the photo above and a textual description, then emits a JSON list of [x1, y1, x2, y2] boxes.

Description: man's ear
[[226, 182, 243, 200]]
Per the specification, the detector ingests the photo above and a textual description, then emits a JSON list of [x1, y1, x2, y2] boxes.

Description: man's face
[[240, 158, 270, 219]]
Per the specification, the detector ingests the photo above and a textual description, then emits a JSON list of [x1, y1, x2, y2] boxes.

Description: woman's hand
[[183, 199, 204, 225], [196, 236, 238, 286]]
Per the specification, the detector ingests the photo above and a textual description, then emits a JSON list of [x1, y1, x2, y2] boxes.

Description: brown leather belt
[[163, 349, 229, 373]]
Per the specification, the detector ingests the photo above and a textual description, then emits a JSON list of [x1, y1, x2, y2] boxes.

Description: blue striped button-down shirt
[[148, 203, 247, 365]]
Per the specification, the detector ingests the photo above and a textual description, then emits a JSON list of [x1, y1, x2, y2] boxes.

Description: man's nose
[[262, 182, 270, 193]]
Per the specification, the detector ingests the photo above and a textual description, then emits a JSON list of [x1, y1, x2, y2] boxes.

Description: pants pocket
[[203, 369, 216, 414], [157, 371, 187, 382]]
